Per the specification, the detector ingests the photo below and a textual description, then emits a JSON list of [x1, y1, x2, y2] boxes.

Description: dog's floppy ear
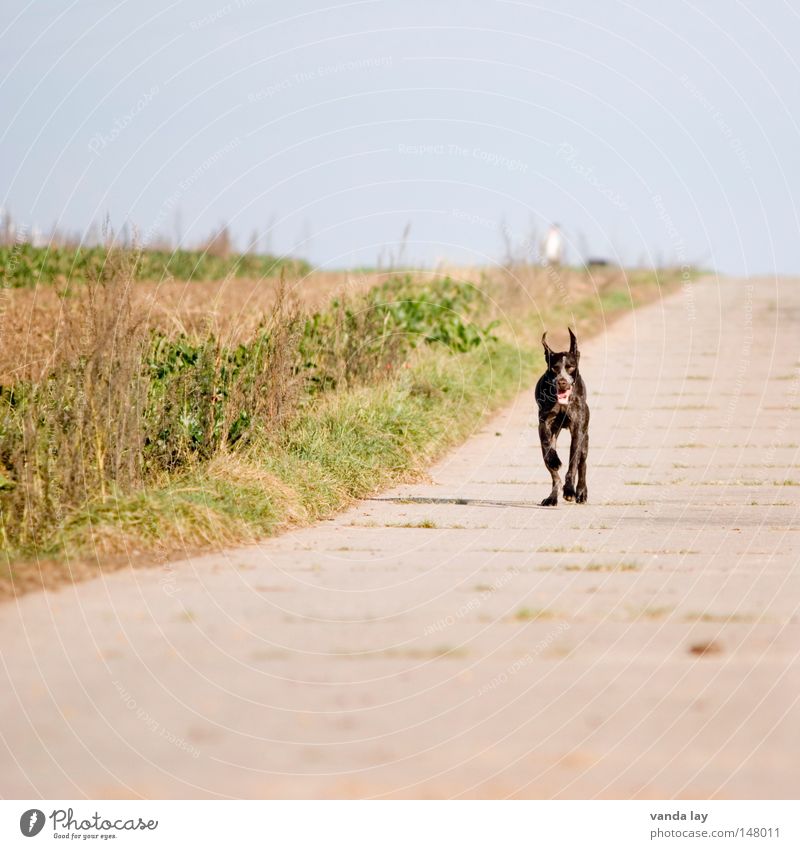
[[542, 331, 555, 365], [568, 327, 580, 359]]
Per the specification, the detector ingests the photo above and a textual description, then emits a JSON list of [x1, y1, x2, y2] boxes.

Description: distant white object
[[542, 224, 564, 266]]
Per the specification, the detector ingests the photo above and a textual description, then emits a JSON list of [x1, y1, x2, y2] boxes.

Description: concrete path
[[2, 275, 799, 799]]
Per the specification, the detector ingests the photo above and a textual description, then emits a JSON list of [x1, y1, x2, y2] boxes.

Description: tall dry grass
[[0, 249, 311, 552], [0, 254, 508, 557], [0, 269, 403, 384], [1, 251, 147, 547]]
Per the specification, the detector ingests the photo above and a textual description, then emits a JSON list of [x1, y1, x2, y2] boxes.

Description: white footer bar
[[2, 800, 797, 848]]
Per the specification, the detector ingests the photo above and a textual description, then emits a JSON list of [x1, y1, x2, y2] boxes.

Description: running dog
[[535, 328, 589, 506]]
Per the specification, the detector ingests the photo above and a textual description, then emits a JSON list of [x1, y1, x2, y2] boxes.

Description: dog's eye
[[567, 366, 576, 373]]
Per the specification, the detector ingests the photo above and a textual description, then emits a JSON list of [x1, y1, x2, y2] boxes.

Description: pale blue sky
[[2, 0, 799, 273]]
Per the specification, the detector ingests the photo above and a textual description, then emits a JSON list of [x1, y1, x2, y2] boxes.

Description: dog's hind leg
[[539, 420, 562, 506]]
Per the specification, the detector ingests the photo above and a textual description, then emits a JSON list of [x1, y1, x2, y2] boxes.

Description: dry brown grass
[[0, 269, 387, 383], [0, 263, 630, 383], [2, 251, 147, 542], [0, 250, 315, 553]]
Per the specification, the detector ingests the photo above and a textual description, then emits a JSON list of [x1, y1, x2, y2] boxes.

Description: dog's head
[[542, 328, 580, 406]]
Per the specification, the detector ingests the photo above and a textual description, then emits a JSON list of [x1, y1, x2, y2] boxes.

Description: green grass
[[388, 519, 439, 529], [627, 605, 674, 620], [514, 607, 558, 621], [564, 561, 640, 572], [0, 243, 309, 288], [684, 611, 763, 624]]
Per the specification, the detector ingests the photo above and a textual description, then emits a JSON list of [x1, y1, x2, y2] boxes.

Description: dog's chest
[[543, 406, 571, 428]]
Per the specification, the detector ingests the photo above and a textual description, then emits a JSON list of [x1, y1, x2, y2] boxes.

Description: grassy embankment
[[0, 251, 684, 596]]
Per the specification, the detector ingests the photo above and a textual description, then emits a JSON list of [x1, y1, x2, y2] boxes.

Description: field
[[0, 243, 309, 289], [0, 265, 391, 384], [0, 251, 680, 597]]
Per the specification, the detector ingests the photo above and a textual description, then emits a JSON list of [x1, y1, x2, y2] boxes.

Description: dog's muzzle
[[556, 383, 572, 405]]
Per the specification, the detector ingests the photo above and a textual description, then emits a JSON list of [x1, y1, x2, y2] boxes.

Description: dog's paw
[[576, 488, 588, 504], [544, 449, 561, 470], [563, 481, 576, 501], [540, 494, 558, 507]]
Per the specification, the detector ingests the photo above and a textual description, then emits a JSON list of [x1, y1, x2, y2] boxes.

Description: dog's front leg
[[564, 422, 586, 501], [539, 419, 561, 506], [576, 429, 589, 503], [563, 423, 583, 501]]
